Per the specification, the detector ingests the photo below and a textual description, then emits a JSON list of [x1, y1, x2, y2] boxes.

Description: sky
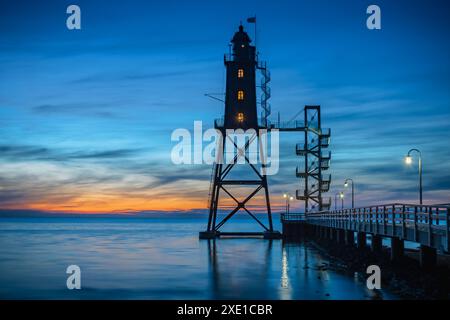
[[0, 0, 449, 214]]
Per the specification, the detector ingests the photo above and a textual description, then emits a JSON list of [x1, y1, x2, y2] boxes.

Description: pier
[[281, 203, 450, 269]]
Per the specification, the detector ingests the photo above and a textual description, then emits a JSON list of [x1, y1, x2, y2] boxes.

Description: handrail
[[281, 203, 450, 223], [281, 213, 306, 221], [303, 203, 449, 233], [309, 203, 450, 215]]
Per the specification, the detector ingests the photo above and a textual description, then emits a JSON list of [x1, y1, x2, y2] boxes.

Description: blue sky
[[0, 0, 449, 213]]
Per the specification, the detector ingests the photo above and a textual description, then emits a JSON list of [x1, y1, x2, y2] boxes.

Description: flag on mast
[[247, 16, 256, 23]]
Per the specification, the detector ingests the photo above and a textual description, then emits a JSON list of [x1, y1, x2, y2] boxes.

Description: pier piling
[[371, 235, 383, 252], [357, 232, 366, 249], [419, 245, 437, 269], [390, 237, 404, 261]]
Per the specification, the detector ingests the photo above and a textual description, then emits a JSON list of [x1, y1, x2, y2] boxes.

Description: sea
[[0, 214, 397, 299]]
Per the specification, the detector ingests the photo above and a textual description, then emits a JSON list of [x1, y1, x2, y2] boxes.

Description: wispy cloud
[[0, 145, 142, 162], [32, 104, 118, 118]]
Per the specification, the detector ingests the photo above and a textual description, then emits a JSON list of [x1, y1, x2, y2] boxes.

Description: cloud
[[0, 145, 50, 158], [0, 144, 142, 162], [69, 70, 193, 85], [70, 149, 139, 160], [32, 104, 117, 118]]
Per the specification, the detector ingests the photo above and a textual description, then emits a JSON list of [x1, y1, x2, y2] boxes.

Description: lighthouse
[[223, 25, 258, 130], [199, 24, 281, 239]]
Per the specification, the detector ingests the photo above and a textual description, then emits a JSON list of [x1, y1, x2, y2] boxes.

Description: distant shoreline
[[0, 210, 281, 219]]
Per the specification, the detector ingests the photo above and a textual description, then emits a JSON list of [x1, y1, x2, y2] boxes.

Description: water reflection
[[206, 238, 394, 300], [206, 239, 274, 299], [280, 245, 292, 299]]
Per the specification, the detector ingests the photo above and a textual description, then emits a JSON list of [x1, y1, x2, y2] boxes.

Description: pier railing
[[280, 213, 306, 221], [282, 203, 450, 252]]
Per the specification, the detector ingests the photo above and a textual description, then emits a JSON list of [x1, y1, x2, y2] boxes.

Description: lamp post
[[405, 148, 422, 205], [344, 178, 354, 209], [283, 193, 294, 214], [334, 193, 338, 210], [334, 192, 343, 210]]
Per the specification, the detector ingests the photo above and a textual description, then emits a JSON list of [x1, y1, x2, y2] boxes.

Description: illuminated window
[[237, 112, 244, 122], [238, 69, 244, 78], [237, 90, 244, 101]]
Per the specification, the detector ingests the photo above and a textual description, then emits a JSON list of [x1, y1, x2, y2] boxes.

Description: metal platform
[[199, 230, 282, 239]]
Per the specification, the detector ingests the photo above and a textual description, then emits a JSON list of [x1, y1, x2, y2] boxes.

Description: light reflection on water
[[0, 217, 397, 299]]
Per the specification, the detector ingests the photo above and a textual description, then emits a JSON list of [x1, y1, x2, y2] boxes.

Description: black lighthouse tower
[[224, 25, 258, 130], [200, 25, 281, 239]]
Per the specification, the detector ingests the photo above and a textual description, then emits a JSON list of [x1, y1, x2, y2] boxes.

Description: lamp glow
[[405, 155, 412, 165]]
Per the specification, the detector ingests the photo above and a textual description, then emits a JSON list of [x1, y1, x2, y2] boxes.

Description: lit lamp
[[405, 155, 412, 165], [404, 148, 422, 205]]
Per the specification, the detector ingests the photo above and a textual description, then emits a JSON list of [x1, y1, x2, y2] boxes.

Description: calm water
[[0, 216, 397, 299]]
